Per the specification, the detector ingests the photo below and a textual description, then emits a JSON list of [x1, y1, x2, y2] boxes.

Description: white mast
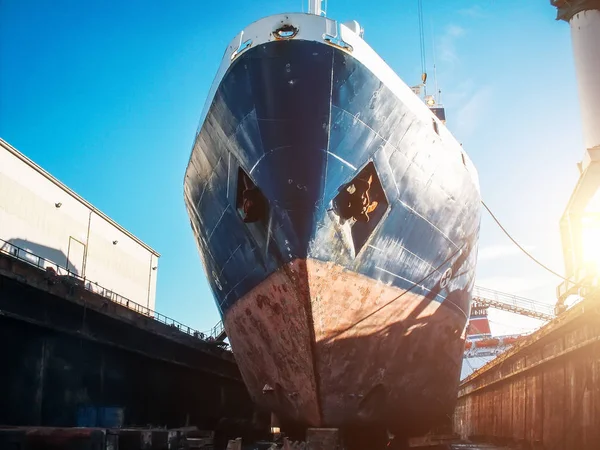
[[308, 0, 325, 16]]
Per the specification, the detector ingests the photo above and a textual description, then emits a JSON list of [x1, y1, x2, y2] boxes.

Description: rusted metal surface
[[225, 258, 466, 437], [454, 292, 600, 449], [225, 259, 320, 426]]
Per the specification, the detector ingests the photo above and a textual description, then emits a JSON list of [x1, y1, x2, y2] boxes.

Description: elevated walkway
[[471, 286, 554, 321]]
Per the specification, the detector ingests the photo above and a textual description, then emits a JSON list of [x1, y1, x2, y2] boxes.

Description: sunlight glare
[[582, 188, 600, 272]]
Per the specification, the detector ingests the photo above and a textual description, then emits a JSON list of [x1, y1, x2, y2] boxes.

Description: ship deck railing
[[0, 237, 230, 350]]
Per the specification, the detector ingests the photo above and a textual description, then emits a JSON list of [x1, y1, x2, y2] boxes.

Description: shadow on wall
[[1, 238, 81, 276]]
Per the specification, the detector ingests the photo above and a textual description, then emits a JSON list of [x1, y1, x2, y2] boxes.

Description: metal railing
[[208, 320, 226, 340], [472, 285, 555, 321], [0, 237, 230, 350]]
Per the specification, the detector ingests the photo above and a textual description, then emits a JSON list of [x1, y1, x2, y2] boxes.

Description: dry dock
[[0, 247, 267, 443], [454, 290, 600, 449]]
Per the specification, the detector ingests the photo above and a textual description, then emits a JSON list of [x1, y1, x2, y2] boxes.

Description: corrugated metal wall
[[0, 139, 160, 310], [454, 295, 600, 449]]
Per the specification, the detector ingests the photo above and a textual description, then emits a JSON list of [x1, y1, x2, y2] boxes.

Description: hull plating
[[184, 38, 481, 434], [225, 259, 467, 435]]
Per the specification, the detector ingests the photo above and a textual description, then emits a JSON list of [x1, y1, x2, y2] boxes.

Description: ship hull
[[184, 13, 481, 437], [224, 258, 467, 436]]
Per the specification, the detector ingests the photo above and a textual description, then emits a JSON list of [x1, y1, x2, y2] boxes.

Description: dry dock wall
[[0, 251, 261, 435], [454, 292, 600, 449]]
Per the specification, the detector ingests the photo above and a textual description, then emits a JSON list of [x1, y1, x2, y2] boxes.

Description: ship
[[183, 2, 481, 445]]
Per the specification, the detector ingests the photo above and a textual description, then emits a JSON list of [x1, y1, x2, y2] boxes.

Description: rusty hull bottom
[[224, 259, 466, 437]]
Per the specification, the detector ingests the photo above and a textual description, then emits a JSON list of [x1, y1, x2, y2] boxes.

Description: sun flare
[[582, 189, 600, 272], [582, 222, 600, 271]]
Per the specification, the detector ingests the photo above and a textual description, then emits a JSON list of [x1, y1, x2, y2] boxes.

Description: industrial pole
[[551, 1, 600, 307], [308, 0, 324, 16], [553, 1, 600, 149]]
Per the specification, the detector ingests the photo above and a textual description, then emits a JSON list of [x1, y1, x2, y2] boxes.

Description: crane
[[551, 1, 600, 311]]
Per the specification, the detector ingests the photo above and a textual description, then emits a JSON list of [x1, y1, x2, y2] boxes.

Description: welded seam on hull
[[207, 205, 231, 241], [219, 268, 257, 308], [186, 191, 203, 232], [375, 266, 446, 303], [230, 107, 268, 177], [218, 243, 243, 277], [235, 109, 257, 133], [442, 295, 470, 320], [226, 152, 231, 199], [196, 155, 222, 209], [249, 145, 293, 175], [188, 159, 208, 209], [368, 243, 441, 275], [381, 120, 412, 197], [326, 151, 357, 170], [265, 213, 273, 261], [397, 198, 460, 250]]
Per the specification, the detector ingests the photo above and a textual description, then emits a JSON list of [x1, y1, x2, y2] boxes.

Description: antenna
[[430, 17, 441, 105], [417, 0, 427, 95]]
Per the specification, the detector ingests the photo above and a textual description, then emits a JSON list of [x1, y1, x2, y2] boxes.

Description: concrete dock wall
[[454, 293, 600, 449], [0, 252, 260, 433]]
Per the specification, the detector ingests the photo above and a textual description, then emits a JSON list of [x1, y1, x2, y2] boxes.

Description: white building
[[0, 138, 160, 310]]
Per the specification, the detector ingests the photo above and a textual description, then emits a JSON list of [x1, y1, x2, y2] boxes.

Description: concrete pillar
[[570, 9, 600, 151], [552, 1, 600, 151], [34, 338, 48, 425]]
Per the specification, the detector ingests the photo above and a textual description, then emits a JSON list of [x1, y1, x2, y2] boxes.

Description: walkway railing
[[472, 285, 555, 321], [0, 237, 230, 350]]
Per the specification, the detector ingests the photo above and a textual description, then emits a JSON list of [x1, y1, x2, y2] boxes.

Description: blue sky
[[0, 0, 584, 335]]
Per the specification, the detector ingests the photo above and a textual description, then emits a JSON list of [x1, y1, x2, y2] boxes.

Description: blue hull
[[184, 38, 481, 434]]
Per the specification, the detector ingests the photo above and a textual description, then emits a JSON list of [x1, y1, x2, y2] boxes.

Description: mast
[[411, 1, 447, 124], [308, 0, 325, 16]]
